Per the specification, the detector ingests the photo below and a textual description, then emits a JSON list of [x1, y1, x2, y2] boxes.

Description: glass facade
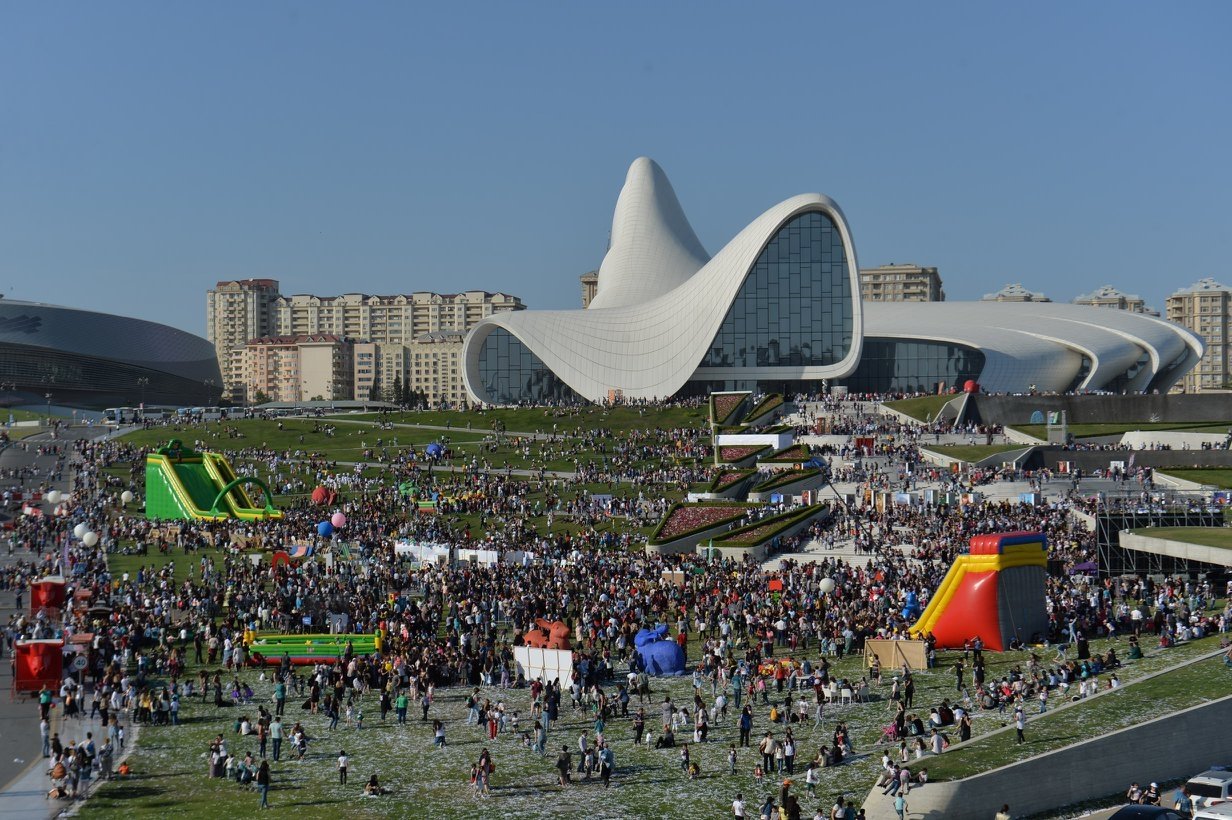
[[698, 210, 853, 369], [475, 328, 582, 404], [839, 337, 985, 394]]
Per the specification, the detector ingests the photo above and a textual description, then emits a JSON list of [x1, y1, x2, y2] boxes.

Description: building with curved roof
[[0, 298, 221, 409], [461, 159, 1202, 404]]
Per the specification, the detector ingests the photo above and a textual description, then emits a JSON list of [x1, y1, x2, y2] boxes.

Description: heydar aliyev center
[[462, 158, 1202, 404]]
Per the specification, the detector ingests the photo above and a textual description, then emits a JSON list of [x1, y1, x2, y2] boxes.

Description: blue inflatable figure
[[317, 520, 335, 537], [901, 591, 921, 620], [426, 442, 444, 459], [634, 624, 686, 676]]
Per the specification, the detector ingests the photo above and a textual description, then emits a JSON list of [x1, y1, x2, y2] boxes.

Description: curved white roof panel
[[463, 159, 1202, 404]]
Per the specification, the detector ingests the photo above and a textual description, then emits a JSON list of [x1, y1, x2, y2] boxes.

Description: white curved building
[[462, 159, 1202, 403]]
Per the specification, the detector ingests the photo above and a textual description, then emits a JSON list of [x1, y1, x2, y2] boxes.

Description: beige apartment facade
[[859, 264, 944, 302], [206, 279, 281, 403], [1167, 277, 1231, 392], [244, 334, 354, 403], [208, 282, 523, 403], [1073, 285, 1157, 315]]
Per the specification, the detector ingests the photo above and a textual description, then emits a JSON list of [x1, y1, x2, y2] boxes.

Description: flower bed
[[649, 502, 753, 543], [743, 394, 784, 424], [710, 469, 756, 492], [751, 468, 823, 493], [760, 443, 812, 463], [716, 444, 771, 463], [714, 506, 823, 547], [710, 392, 749, 426]]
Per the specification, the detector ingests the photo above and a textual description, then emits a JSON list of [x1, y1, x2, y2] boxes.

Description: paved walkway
[[0, 426, 132, 820]]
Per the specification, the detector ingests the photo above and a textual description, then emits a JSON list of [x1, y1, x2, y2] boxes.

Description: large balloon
[[45, 490, 61, 505], [425, 442, 444, 458], [819, 578, 836, 594], [73, 523, 88, 539], [121, 490, 135, 504], [316, 521, 335, 537], [330, 512, 347, 529], [634, 625, 686, 676], [311, 486, 333, 505], [81, 531, 99, 547]]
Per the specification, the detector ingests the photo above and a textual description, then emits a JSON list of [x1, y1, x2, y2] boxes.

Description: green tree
[[251, 389, 270, 405], [367, 377, 381, 402], [390, 374, 403, 406]]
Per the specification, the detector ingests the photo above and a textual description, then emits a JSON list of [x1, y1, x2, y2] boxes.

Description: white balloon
[[81, 531, 99, 548], [45, 490, 61, 505], [121, 490, 135, 504], [73, 523, 88, 539], [819, 578, 836, 594]]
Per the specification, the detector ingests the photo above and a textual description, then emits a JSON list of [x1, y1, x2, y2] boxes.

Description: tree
[[367, 377, 381, 402], [390, 374, 403, 406], [251, 389, 270, 405]]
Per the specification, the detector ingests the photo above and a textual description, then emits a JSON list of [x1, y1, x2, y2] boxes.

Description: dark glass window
[[838, 337, 985, 394], [476, 329, 582, 404], [697, 210, 854, 369]]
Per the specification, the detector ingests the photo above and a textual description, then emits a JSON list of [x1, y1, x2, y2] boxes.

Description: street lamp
[[44, 392, 52, 424], [204, 378, 216, 406], [136, 377, 149, 420]]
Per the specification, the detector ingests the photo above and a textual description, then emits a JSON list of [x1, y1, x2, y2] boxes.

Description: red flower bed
[[652, 503, 749, 542], [762, 444, 811, 462], [712, 469, 754, 491], [711, 393, 747, 424], [717, 507, 817, 546], [717, 445, 768, 462]]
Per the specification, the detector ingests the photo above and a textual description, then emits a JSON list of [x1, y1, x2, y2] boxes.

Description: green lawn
[[73, 625, 1222, 820], [1014, 421, 1232, 440], [1130, 527, 1232, 550], [925, 647, 1229, 782], [344, 404, 709, 435], [884, 395, 957, 423], [1158, 468, 1232, 489], [921, 444, 1027, 463]]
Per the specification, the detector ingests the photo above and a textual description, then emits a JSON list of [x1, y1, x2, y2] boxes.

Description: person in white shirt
[[732, 793, 746, 818]]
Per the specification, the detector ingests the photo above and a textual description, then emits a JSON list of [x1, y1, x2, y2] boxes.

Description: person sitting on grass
[[364, 774, 390, 796]]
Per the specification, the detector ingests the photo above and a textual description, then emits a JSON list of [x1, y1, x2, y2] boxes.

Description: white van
[[1188, 769, 1232, 810]]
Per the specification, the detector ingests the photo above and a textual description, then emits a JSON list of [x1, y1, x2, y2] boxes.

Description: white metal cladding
[[862, 302, 1204, 394], [463, 158, 1203, 404], [464, 180, 864, 402]]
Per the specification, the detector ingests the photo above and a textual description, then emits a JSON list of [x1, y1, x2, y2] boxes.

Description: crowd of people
[[1, 392, 1228, 817]]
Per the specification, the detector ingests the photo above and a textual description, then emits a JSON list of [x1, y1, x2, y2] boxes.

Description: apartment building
[[244, 334, 354, 403], [859, 264, 944, 302], [206, 279, 281, 403], [1167, 277, 1231, 392], [208, 282, 523, 403], [1073, 285, 1157, 315], [981, 283, 1051, 302]]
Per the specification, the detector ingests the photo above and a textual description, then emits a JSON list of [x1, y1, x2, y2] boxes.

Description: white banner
[[513, 646, 573, 686]]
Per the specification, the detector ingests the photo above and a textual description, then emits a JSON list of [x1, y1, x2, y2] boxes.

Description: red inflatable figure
[[522, 618, 571, 650]]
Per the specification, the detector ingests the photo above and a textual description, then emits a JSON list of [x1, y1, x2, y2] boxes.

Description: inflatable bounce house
[[635, 624, 686, 676], [145, 440, 282, 521], [909, 531, 1049, 651]]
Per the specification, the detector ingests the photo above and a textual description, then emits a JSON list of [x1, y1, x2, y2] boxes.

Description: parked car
[[1187, 770, 1232, 810]]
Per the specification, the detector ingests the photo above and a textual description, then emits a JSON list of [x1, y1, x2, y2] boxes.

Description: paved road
[[0, 430, 75, 797]]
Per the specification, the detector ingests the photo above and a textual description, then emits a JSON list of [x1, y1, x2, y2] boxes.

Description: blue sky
[[2, 2, 1229, 335]]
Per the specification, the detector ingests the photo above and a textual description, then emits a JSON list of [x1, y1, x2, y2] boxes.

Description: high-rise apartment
[[1073, 285, 1157, 315], [244, 334, 354, 403], [981, 283, 1051, 303], [859, 264, 944, 302], [580, 271, 599, 308], [209, 282, 522, 403], [1167, 277, 1231, 392], [206, 279, 281, 402]]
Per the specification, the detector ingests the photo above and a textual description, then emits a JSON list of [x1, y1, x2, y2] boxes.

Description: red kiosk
[[13, 639, 64, 694], [30, 575, 67, 619]]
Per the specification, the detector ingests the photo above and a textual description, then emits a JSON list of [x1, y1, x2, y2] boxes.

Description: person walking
[[994, 804, 1011, 820], [270, 716, 283, 761], [256, 759, 271, 809], [1014, 705, 1025, 744], [337, 750, 348, 785]]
